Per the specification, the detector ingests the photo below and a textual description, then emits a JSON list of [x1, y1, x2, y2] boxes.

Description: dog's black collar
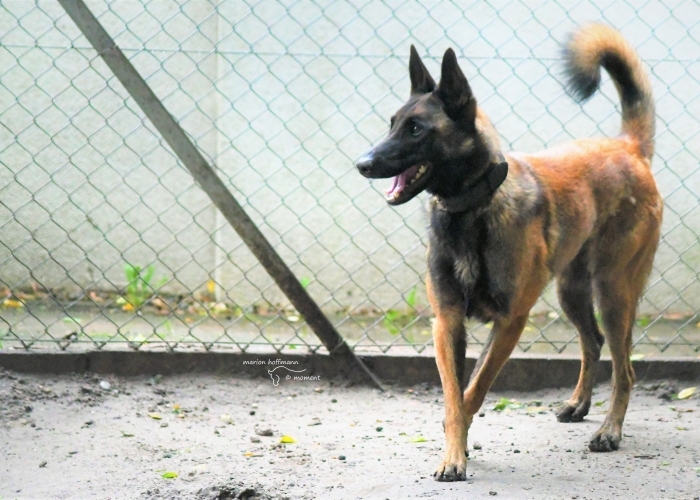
[[436, 153, 508, 214]]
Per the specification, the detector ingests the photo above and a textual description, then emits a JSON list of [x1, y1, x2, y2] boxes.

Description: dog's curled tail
[[563, 24, 655, 159]]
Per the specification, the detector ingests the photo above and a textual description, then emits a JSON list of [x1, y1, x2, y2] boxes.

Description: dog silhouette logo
[[267, 366, 307, 386]]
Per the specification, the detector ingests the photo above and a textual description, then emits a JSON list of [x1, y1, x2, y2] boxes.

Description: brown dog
[[356, 24, 662, 481]]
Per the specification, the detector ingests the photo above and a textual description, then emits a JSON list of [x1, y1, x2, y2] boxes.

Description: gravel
[[0, 368, 699, 499]]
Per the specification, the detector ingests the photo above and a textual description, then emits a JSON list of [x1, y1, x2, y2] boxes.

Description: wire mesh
[[1, 0, 699, 357]]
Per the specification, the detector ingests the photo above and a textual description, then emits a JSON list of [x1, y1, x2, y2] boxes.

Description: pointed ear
[[409, 45, 436, 94], [437, 48, 476, 126]]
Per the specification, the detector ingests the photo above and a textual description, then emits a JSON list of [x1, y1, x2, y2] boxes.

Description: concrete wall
[[1, 0, 700, 315]]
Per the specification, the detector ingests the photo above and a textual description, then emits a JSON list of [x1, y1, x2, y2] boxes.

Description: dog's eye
[[410, 123, 423, 137]]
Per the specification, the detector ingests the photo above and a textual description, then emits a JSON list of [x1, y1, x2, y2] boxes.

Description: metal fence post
[[56, 0, 384, 390]]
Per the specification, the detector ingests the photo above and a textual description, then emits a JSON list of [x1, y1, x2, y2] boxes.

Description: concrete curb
[[0, 351, 698, 391]]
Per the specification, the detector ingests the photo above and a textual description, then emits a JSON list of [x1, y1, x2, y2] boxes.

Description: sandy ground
[[1, 368, 699, 500]]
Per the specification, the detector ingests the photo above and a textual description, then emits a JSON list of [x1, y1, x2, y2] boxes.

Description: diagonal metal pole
[[58, 0, 384, 390]]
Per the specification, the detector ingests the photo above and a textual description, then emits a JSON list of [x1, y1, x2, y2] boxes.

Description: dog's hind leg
[[589, 231, 657, 452], [556, 249, 604, 423]]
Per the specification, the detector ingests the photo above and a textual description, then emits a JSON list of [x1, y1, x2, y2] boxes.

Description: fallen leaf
[[121, 431, 134, 437], [220, 414, 233, 424], [661, 461, 670, 466], [148, 413, 162, 420], [410, 436, 427, 443], [207, 280, 216, 295], [678, 387, 696, 400], [161, 472, 178, 478], [122, 303, 134, 311], [280, 435, 296, 443], [3, 299, 23, 308], [676, 427, 689, 431], [594, 401, 606, 407]]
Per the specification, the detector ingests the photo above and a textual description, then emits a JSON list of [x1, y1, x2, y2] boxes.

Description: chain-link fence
[[1, 0, 699, 357]]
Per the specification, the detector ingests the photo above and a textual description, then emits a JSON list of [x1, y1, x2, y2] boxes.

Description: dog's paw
[[433, 452, 467, 482], [588, 425, 620, 452], [556, 400, 591, 423]]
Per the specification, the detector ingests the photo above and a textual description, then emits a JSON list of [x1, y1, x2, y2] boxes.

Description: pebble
[[99, 380, 111, 390], [39, 461, 47, 468], [489, 492, 497, 496], [255, 428, 273, 437], [250, 436, 261, 443], [473, 442, 482, 450]]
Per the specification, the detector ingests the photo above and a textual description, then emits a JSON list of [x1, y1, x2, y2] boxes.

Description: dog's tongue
[[385, 165, 419, 198], [386, 173, 406, 197]]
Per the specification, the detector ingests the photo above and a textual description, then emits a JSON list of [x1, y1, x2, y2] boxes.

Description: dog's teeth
[[419, 165, 426, 173]]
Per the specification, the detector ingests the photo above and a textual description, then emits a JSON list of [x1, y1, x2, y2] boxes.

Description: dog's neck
[[435, 152, 508, 213]]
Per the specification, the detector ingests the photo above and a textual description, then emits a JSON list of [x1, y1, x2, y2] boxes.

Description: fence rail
[[1, 0, 700, 357]]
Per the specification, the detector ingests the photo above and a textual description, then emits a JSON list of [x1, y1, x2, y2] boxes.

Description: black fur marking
[[600, 51, 641, 107], [563, 46, 641, 107]]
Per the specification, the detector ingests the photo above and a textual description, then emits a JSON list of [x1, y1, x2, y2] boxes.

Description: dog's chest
[[429, 206, 513, 320]]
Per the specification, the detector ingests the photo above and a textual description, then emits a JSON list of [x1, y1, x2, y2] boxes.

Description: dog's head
[[356, 46, 497, 205]]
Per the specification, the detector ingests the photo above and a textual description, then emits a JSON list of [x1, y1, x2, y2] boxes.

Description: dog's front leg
[[427, 274, 468, 482]]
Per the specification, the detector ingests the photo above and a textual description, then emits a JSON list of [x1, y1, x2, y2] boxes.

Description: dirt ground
[[1, 368, 699, 500]]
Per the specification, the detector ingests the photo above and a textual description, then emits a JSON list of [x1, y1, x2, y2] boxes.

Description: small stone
[[338, 455, 346, 460], [250, 410, 256, 416], [39, 461, 47, 468], [255, 428, 273, 437], [489, 492, 497, 496], [24, 405, 33, 413], [331, 399, 338, 403], [376, 427, 383, 432], [250, 436, 261, 443], [514, 449, 521, 453], [314, 388, 323, 393], [99, 380, 111, 390], [252, 403, 258, 409], [160, 422, 168, 428], [478, 412, 485, 417], [473, 442, 482, 450]]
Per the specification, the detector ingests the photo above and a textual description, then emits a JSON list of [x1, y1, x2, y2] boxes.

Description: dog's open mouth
[[385, 163, 432, 205]]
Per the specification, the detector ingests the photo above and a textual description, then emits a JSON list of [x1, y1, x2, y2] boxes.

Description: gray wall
[[1, 0, 699, 316]]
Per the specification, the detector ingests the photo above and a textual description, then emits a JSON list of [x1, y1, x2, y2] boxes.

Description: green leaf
[[410, 436, 426, 443], [142, 265, 155, 286], [594, 401, 605, 407], [406, 286, 417, 308], [493, 397, 510, 411], [300, 277, 311, 289], [161, 472, 178, 478]]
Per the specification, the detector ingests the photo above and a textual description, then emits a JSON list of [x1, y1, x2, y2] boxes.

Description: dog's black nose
[[356, 154, 374, 176]]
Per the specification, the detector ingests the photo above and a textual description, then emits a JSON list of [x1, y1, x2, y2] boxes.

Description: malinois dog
[[356, 24, 661, 481]]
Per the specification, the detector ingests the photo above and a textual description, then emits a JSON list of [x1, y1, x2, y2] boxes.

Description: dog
[[356, 24, 662, 482]]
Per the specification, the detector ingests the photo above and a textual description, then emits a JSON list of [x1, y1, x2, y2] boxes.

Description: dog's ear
[[409, 45, 436, 94], [437, 48, 476, 127]]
